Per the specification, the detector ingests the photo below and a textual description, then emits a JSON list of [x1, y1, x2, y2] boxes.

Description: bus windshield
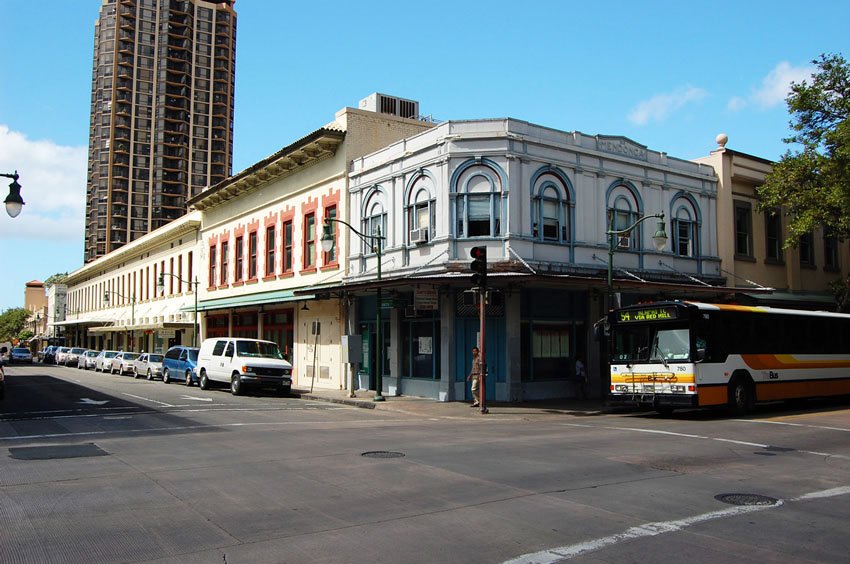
[[612, 324, 691, 363]]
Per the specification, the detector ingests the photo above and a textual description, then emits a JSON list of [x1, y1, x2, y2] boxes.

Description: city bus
[[607, 301, 850, 415]]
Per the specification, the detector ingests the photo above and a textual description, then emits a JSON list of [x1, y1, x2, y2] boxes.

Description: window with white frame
[[610, 195, 638, 250], [671, 201, 698, 257], [534, 182, 570, 242], [362, 198, 386, 254], [406, 182, 435, 244], [454, 162, 502, 238]]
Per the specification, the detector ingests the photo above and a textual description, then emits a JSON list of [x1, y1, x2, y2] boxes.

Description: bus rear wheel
[[728, 376, 754, 415]]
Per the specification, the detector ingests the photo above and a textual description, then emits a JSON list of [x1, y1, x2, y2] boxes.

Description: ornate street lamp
[[1, 171, 25, 218], [321, 217, 385, 401], [606, 211, 668, 308], [157, 272, 200, 348]]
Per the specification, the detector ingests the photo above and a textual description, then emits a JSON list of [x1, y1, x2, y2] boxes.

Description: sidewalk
[[292, 387, 611, 418]]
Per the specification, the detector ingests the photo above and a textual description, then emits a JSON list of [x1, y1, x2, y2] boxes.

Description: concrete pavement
[[293, 387, 612, 418]]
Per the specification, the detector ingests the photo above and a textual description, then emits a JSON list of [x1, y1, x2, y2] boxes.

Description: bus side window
[[695, 336, 707, 361]]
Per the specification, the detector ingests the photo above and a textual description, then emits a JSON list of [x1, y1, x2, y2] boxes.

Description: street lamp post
[[321, 217, 385, 401], [1, 171, 25, 218], [157, 272, 200, 348], [606, 211, 668, 309], [103, 290, 136, 350]]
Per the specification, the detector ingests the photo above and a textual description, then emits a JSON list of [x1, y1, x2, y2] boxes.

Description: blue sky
[[1, 0, 848, 312]]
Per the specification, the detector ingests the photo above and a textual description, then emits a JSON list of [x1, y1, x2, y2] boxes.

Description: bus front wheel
[[728, 376, 754, 415]]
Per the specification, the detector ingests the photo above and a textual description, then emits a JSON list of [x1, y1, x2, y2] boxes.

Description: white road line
[[121, 392, 174, 407], [561, 422, 850, 460], [504, 485, 850, 563], [733, 419, 850, 433]]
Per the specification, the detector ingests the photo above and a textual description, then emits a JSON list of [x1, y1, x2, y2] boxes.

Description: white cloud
[[727, 96, 748, 112], [628, 86, 708, 125], [728, 61, 816, 111], [0, 125, 87, 240], [752, 61, 814, 109]]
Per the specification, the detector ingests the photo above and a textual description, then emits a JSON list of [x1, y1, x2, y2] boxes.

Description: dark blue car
[[162, 346, 199, 386]]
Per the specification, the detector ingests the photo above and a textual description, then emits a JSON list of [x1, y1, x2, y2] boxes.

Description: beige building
[[695, 134, 849, 309], [187, 99, 435, 391], [64, 211, 202, 353]]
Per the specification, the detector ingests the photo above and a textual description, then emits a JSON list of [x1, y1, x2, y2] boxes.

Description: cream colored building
[[186, 100, 435, 391], [64, 212, 202, 352], [695, 134, 849, 308]]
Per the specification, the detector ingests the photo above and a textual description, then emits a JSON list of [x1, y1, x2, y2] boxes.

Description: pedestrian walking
[[467, 346, 482, 407], [575, 356, 588, 399]]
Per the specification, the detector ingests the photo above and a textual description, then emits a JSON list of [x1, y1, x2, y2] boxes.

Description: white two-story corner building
[[304, 116, 729, 402], [62, 94, 736, 402]]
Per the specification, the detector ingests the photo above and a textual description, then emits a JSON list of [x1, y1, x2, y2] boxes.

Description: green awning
[[188, 289, 313, 312]]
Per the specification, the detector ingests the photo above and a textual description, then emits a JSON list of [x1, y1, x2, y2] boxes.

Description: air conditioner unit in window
[[409, 227, 429, 245]]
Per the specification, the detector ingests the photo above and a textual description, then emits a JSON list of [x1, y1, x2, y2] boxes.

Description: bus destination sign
[[618, 306, 678, 323]]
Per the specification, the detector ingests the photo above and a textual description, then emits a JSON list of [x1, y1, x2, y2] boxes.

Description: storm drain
[[714, 493, 779, 506], [9, 443, 108, 461], [361, 451, 405, 459]]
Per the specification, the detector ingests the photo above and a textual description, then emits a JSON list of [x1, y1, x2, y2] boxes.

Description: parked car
[[9, 347, 34, 364], [132, 353, 164, 380], [162, 345, 199, 385], [109, 351, 140, 375], [197, 337, 293, 395], [42, 345, 58, 364], [0, 362, 5, 400], [55, 347, 72, 365], [77, 350, 99, 370], [94, 350, 119, 372], [65, 347, 86, 367]]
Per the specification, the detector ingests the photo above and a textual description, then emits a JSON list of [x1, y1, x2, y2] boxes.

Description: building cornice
[[188, 128, 346, 211]]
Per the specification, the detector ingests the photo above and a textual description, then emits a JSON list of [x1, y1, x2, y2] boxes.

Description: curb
[[294, 392, 376, 409]]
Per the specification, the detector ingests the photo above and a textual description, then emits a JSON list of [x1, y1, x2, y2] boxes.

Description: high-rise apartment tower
[[85, 0, 237, 262]]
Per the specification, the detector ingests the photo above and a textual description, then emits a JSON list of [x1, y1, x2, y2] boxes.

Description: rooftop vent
[[359, 93, 420, 120]]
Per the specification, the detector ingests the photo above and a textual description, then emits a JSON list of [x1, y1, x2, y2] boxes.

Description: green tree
[[757, 53, 850, 247], [0, 308, 31, 342], [44, 272, 69, 287]]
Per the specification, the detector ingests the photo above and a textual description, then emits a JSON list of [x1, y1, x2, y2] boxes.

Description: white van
[[197, 338, 293, 395]]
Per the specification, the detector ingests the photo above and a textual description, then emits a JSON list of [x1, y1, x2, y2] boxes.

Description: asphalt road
[[2, 363, 849, 563]]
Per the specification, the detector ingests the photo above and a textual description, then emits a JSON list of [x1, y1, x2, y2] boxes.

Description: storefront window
[[401, 313, 441, 380]]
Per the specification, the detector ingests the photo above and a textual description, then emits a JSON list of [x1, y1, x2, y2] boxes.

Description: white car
[[77, 350, 99, 370], [94, 350, 119, 372], [109, 352, 140, 375]]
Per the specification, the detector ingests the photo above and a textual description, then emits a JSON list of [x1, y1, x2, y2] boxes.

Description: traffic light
[[470, 246, 487, 288]]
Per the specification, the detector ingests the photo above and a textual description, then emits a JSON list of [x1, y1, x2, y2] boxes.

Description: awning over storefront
[[740, 291, 835, 308], [53, 318, 114, 327], [87, 321, 194, 334], [189, 288, 312, 312]]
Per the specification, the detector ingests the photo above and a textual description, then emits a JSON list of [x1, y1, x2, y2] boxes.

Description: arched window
[[362, 189, 387, 255], [532, 169, 571, 243], [405, 173, 436, 244], [610, 194, 639, 250], [670, 195, 700, 257], [453, 160, 503, 238]]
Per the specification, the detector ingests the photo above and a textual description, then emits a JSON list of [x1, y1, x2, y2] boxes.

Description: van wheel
[[163, 369, 171, 384], [185, 371, 193, 386], [728, 375, 754, 415], [231, 375, 243, 396], [199, 371, 210, 390]]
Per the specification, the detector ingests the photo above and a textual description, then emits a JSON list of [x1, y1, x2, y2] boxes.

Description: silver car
[[109, 351, 140, 375], [94, 350, 119, 372], [77, 350, 99, 370], [65, 347, 86, 367], [55, 347, 72, 365], [132, 353, 164, 380]]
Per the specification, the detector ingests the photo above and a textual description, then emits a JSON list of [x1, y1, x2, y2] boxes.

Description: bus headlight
[[671, 385, 686, 393]]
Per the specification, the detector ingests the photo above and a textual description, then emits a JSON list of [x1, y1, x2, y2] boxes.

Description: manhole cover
[[714, 493, 779, 506], [361, 451, 405, 459], [9, 443, 108, 461]]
